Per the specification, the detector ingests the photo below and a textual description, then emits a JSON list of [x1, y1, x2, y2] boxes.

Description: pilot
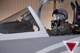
[[49, 9, 73, 36]]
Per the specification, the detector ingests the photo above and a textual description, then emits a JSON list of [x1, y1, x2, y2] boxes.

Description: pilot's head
[[52, 9, 68, 21]]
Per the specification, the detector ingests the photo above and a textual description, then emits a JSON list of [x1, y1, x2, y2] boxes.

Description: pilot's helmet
[[52, 9, 68, 21]]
